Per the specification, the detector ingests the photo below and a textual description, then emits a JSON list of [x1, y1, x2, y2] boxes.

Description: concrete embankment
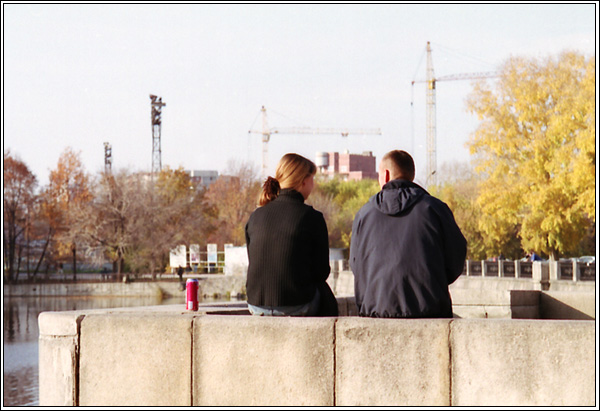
[[3, 275, 246, 299], [38, 297, 595, 406]]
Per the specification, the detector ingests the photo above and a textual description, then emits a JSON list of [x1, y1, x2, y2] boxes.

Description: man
[[350, 150, 467, 318]]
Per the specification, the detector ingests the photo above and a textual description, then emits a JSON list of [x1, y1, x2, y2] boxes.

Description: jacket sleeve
[[349, 209, 362, 275], [438, 202, 467, 285], [308, 210, 330, 283], [349, 209, 364, 307]]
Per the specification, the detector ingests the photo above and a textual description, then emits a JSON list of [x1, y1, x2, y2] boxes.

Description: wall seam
[[448, 319, 453, 407], [332, 318, 337, 406], [190, 317, 195, 406], [74, 315, 85, 406]]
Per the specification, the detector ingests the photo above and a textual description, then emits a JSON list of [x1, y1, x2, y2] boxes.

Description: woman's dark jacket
[[245, 189, 331, 307], [350, 179, 467, 318]]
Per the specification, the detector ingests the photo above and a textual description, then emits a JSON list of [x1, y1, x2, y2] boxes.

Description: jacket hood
[[370, 179, 427, 216]]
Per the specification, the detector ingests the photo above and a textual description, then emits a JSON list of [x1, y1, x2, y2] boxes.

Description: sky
[[3, 2, 597, 187]]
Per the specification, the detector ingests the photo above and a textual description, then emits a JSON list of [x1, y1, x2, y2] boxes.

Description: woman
[[245, 153, 337, 316]]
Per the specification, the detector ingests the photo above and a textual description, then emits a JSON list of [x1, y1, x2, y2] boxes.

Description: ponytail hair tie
[[259, 176, 281, 206]]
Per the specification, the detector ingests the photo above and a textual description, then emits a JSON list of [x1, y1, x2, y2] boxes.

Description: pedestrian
[[177, 265, 184, 283], [350, 150, 467, 318], [530, 252, 542, 261], [245, 153, 338, 316]]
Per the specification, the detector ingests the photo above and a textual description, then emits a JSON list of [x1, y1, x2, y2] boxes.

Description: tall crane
[[412, 41, 498, 187], [150, 94, 166, 176], [248, 106, 382, 179], [104, 142, 112, 174]]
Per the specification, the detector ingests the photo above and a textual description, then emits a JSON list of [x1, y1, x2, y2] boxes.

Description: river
[[3, 295, 187, 407]]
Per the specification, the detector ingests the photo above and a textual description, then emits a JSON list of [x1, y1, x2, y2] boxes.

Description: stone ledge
[[38, 300, 596, 406]]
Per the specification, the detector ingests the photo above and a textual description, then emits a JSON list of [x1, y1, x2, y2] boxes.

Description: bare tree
[[73, 169, 147, 280], [3, 150, 38, 283], [203, 160, 261, 246]]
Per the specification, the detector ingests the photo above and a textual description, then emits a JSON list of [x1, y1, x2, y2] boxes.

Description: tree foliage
[[203, 160, 261, 246], [45, 147, 92, 277], [310, 177, 380, 249], [3, 150, 38, 282], [466, 51, 595, 260]]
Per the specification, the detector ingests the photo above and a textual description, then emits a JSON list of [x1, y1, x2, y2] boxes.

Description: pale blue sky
[[3, 3, 597, 186]]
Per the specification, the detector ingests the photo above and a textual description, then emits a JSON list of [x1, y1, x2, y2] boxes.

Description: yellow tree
[[46, 147, 92, 279], [429, 161, 494, 260], [467, 51, 595, 260]]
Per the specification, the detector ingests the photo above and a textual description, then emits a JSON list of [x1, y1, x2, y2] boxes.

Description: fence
[[462, 259, 595, 282]]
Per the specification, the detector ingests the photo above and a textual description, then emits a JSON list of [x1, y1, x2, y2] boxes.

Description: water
[[3, 295, 185, 407]]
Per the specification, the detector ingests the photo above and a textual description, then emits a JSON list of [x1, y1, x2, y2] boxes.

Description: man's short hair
[[382, 150, 415, 182]]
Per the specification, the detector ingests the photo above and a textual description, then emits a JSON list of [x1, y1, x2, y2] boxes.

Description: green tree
[[311, 177, 380, 249], [466, 51, 595, 260]]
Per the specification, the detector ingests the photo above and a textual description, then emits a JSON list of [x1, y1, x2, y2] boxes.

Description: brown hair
[[381, 150, 415, 182], [259, 153, 317, 206]]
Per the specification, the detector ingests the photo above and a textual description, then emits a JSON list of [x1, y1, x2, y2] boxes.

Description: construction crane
[[104, 142, 112, 174], [248, 106, 382, 179], [150, 94, 166, 176], [412, 41, 498, 187]]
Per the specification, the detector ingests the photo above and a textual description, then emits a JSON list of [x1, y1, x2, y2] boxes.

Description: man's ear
[[384, 169, 391, 183]]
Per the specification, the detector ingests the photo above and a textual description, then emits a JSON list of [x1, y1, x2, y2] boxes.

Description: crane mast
[[249, 106, 382, 179], [150, 94, 166, 176], [426, 41, 437, 187], [414, 41, 498, 187]]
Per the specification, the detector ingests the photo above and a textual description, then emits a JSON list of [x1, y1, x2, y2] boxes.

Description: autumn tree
[[429, 161, 522, 260], [74, 169, 148, 279], [466, 51, 595, 260], [203, 160, 261, 245], [311, 176, 380, 249], [129, 166, 208, 275], [45, 147, 92, 279], [3, 150, 38, 282]]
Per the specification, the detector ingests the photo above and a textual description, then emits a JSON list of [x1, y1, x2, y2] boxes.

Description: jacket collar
[[277, 189, 305, 203]]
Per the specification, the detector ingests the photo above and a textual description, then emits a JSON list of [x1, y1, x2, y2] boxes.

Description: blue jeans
[[248, 289, 320, 317]]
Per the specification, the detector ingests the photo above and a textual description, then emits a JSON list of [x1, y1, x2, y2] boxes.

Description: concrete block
[[451, 319, 596, 406], [510, 305, 540, 319], [509, 290, 540, 306], [38, 311, 83, 406], [450, 288, 510, 305], [193, 315, 335, 406], [38, 335, 78, 406], [452, 305, 512, 319], [336, 317, 451, 406], [38, 311, 83, 337], [79, 313, 193, 406], [540, 291, 595, 320], [452, 305, 488, 318]]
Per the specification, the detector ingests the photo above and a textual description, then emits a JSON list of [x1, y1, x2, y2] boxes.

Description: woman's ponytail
[[259, 176, 280, 206], [258, 153, 316, 206]]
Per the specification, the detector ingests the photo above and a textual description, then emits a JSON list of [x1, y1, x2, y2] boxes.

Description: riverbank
[[2, 274, 247, 300]]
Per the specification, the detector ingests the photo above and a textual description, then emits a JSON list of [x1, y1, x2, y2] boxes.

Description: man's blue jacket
[[350, 179, 467, 318]]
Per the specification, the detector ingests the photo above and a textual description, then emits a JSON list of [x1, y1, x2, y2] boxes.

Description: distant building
[[186, 170, 219, 189], [315, 151, 378, 181]]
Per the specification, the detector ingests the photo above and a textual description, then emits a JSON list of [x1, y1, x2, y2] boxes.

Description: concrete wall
[[3, 275, 246, 299], [39, 302, 596, 407]]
